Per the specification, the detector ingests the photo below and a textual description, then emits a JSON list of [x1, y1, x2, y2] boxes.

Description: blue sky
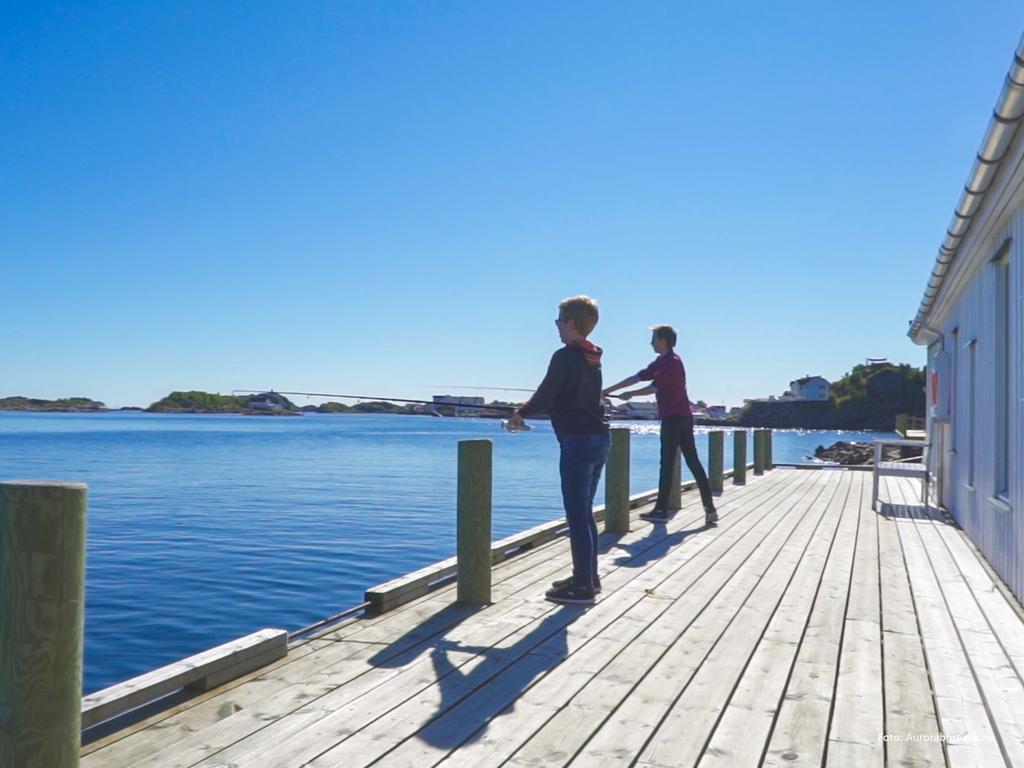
[[3, 2, 1023, 408]]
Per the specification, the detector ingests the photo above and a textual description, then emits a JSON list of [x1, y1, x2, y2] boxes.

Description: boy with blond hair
[[507, 296, 609, 605]]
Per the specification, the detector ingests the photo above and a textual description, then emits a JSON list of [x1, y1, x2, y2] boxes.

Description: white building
[[911, 33, 1023, 601], [432, 395, 485, 415], [788, 375, 830, 401]]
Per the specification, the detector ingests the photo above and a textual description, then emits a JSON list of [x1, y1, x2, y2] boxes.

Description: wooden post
[[766, 429, 774, 470], [754, 430, 766, 475], [0, 481, 87, 768], [457, 440, 491, 605], [604, 428, 630, 533], [733, 430, 747, 485], [708, 431, 724, 494], [668, 449, 682, 510]]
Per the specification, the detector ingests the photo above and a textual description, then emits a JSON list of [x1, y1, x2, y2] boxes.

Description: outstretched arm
[[603, 374, 640, 397], [615, 384, 656, 401]]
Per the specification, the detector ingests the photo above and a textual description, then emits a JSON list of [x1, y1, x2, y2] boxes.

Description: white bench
[[871, 438, 930, 511]]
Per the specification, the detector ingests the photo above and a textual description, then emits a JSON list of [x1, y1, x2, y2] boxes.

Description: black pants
[[656, 414, 715, 513]]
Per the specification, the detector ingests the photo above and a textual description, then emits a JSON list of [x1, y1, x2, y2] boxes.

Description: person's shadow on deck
[[367, 598, 585, 752], [605, 516, 704, 570]]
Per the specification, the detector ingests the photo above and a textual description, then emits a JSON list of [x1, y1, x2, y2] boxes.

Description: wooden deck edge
[[81, 628, 288, 729]]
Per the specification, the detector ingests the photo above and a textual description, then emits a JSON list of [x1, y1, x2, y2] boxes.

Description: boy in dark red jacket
[[604, 324, 718, 526], [507, 296, 609, 605]]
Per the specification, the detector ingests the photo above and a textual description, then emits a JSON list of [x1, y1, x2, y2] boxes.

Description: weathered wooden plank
[[826, 618, 884, 766], [565, 472, 834, 768], [635, 472, 842, 768], [826, 472, 884, 767], [81, 629, 288, 729], [875, 482, 946, 768], [894, 493, 1006, 768], [696, 471, 855, 767], [442, 474, 834, 768], [915, 512, 1024, 765], [924, 504, 1024, 684], [761, 473, 866, 767]]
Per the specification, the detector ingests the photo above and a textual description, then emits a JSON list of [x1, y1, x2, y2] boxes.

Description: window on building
[[950, 328, 958, 452], [968, 338, 977, 488], [995, 248, 1011, 499]]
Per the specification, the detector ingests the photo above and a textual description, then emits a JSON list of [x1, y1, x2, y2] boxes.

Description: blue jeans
[[559, 432, 610, 590]]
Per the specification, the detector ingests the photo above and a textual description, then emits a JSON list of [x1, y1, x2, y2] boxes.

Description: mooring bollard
[[733, 430, 747, 485], [457, 440, 492, 605], [708, 431, 724, 494], [754, 430, 766, 475], [0, 481, 87, 768], [765, 429, 774, 470], [605, 428, 630, 533], [668, 449, 682, 510]]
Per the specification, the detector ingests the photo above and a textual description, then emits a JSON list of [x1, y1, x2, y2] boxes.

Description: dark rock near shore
[[813, 441, 875, 465], [813, 440, 923, 465]]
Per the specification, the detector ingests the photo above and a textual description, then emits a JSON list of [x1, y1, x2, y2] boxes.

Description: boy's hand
[[601, 388, 613, 397]]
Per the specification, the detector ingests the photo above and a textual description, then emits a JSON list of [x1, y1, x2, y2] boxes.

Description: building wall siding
[[930, 205, 1023, 601]]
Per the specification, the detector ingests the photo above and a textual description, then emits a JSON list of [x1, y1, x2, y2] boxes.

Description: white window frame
[[993, 242, 1011, 501], [967, 338, 977, 490]]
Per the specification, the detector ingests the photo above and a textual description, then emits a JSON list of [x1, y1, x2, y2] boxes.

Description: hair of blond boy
[[558, 295, 600, 336], [650, 324, 677, 348]]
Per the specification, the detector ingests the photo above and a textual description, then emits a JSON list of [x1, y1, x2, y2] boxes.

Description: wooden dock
[[80, 468, 1024, 767]]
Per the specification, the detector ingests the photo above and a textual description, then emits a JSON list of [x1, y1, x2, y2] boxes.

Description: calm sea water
[[0, 411, 894, 693]]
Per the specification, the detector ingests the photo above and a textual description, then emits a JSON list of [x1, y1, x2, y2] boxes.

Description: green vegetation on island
[[740, 362, 925, 430], [0, 396, 106, 412], [146, 391, 299, 414]]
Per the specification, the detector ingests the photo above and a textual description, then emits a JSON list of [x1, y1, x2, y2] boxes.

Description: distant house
[[865, 356, 888, 366], [789, 375, 830, 401], [707, 405, 727, 419], [909, 33, 1022, 601], [432, 395, 485, 415], [246, 394, 283, 411]]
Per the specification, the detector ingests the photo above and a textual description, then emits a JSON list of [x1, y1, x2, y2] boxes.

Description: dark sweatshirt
[[518, 340, 609, 441]]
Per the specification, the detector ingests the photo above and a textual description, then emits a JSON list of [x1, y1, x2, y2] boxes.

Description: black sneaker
[[551, 575, 602, 593], [705, 509, 719, 526], [640, 508, 670, 522], [545, 582, 596, 605]]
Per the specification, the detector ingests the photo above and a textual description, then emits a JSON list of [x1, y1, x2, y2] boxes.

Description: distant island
[[146, 391, 300, 415], [144, 391, 434, 415], [0, 396, 107, 412]]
